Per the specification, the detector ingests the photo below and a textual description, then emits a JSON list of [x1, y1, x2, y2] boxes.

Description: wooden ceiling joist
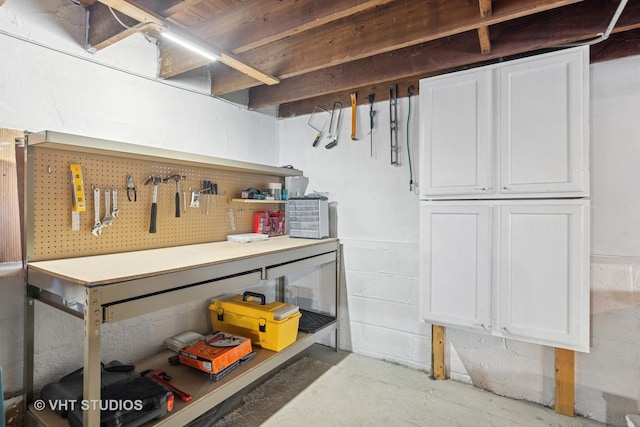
[[477, 0, 493, 53], [477, 27, 492, 54], [93, 0, 279, 85], [159, 0, 395, 79], [211, 0, 581, 96], [77, 0, 640, 115], [479, 0, 493, 17], [251, 0, 640, 112]]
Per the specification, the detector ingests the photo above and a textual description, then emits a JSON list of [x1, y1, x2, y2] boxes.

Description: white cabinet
[[419, 203, 492, 331], [420, 69, 493, 196], [419, 46, 589, 199], [419, 200, 590, 352]]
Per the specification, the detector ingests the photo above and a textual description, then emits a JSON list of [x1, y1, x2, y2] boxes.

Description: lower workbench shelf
[[29, 323, 337, 427]]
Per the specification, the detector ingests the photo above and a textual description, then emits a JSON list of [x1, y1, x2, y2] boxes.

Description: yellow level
[[70, 164, 86, 212]]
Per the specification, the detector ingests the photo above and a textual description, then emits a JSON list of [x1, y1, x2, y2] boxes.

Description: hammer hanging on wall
[[169, 175, 186, 218], [350, 92, 358, 140], [145, 176, 164, 233]]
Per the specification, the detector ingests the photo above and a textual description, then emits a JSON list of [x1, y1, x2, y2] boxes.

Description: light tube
[[161, 31, 219, 62]]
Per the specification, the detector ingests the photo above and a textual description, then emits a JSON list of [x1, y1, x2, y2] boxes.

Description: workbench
[[25, 236, 340, 426]]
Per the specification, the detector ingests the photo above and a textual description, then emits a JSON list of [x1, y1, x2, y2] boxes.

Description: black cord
[[406, 86, 415, 191]]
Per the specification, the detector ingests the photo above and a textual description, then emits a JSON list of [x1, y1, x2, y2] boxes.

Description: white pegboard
[[29, 147, 284, 261]]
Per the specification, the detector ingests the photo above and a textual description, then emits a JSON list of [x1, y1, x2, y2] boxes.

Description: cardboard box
[[210, 292, 301, 352], [178, 332, 252, 375]]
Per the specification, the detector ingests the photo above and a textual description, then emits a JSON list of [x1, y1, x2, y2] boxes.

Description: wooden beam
[[0, 129, 24, 263], [478, 27, 492, 53], [249, 0, 640, 109], [95, 0, 279, 85], [477, 0, 493, 53], [278, 79, 420, 118], [591, 28, 640, 63], [432, 325, 446, 380], [555, 348, 575, 416], [96, 0, 163, 25], [160, 0, 394, 79], [479, 0, 493, 17], [87, 2, 145, 51], [211, 0, 580, 95], [199, 0, 394, 53]]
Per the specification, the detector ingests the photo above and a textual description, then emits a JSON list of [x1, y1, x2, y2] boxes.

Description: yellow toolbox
[[210, 292, 301, 352]]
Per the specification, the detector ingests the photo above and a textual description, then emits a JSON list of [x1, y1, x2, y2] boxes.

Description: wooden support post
[[555, 348, 575, 416], [432, 325, 446, 380], [477, 27, 491, 54], [477, 0, 492, 54]]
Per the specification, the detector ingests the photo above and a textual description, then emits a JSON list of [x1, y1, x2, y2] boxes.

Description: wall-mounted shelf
[[28, 131, 303, 177]]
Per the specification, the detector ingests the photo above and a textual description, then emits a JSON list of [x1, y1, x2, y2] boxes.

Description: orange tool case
[[178, 332, 252, 375], [210, 292, 301, 352]]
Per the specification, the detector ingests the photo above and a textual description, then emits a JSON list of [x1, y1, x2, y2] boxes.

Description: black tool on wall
[[145, 176, 164, 233], [368, 94, 376, 157], [169, 175, 186, 218], [203, 180, 211, 214]]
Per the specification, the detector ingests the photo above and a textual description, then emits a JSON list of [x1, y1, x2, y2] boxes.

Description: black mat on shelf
[[298, 309, 336, 333]]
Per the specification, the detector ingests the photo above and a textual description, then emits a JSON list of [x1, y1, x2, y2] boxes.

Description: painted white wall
[[278, 95, 430, 370], [278, 57, 640, 426], [2, 0, 640, 426], [0, 0, 278, 163]]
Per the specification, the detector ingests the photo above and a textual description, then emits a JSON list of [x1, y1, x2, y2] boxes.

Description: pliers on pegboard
[[127, 174, 137, 202]]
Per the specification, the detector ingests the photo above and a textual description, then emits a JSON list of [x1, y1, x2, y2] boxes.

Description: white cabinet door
[[498, 48, 589, 196], [496, 201, 590, 352], [418, 46, 588, 199], [420, 200, 590, 352], [419, 69, 492, 198], [419, 202, 492, 330]]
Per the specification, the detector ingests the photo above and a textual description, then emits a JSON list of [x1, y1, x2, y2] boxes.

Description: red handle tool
[[141, 369, 192, 402]]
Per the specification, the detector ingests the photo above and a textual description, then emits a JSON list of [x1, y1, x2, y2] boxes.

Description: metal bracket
[[389, 84, 399, 165]]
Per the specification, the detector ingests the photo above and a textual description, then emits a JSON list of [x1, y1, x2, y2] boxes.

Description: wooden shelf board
[[28, 324, 337, 426]]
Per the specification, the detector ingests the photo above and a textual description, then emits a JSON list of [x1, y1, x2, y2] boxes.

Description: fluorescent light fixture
[[161, 30, 219, 62]]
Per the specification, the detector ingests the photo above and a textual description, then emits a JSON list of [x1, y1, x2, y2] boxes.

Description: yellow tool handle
[[350, 92, 358, 140], [70, 164, 86, 212]]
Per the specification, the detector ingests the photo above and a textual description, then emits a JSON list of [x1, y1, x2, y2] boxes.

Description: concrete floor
[[210, 344, 607, 427]]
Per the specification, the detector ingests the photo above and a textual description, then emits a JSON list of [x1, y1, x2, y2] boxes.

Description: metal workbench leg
[[276, 276, 285, 302], [335, 244, 342, 352], [83, 287, 102, 426], [24, 296, 35, 413]]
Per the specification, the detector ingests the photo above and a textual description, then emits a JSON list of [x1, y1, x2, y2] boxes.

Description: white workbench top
[[27, 236, 338, 286]]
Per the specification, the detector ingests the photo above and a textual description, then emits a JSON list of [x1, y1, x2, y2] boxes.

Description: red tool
[[141, 369, 192, 402]]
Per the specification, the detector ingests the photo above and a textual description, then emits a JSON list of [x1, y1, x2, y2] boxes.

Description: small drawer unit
[[287, 197, 329, 239]]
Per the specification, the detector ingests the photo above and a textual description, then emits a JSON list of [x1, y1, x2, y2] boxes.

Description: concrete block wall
[[1, 1, 640, 425], [577, 260, 640, 422], [279, 97, 432, 371]]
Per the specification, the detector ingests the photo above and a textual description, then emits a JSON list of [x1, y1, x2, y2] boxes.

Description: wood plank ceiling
[[71, 0, 640, 117]]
